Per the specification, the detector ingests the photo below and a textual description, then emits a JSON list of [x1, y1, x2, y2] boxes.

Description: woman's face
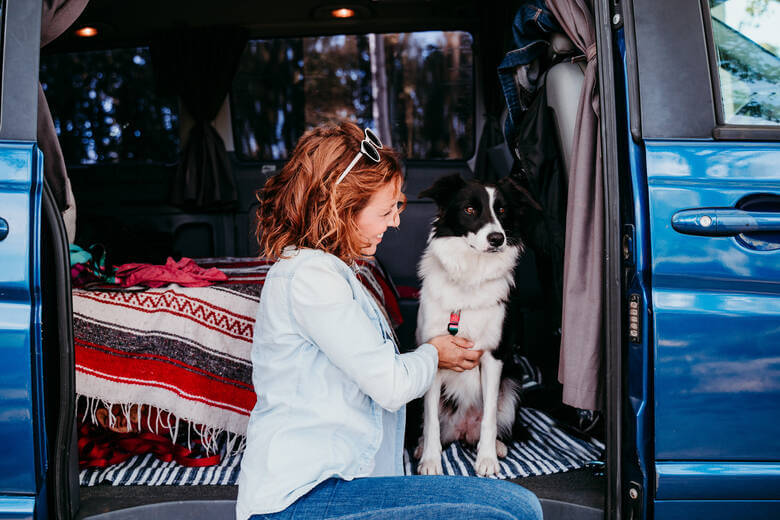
[[355, 179, 403, 256]]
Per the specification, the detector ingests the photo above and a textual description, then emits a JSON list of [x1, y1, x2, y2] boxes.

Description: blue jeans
[[250, 476, 543, 520]]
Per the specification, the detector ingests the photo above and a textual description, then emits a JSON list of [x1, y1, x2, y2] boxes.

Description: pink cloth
[[115, 257, 228, 288]]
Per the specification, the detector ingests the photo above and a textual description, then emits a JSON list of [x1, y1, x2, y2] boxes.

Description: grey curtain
[[38, 0, 90, 211], [152, 27, 247, 211], [546, 0, 604, 411]]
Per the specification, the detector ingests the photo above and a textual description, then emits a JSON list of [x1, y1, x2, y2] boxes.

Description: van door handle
[[671, 208, 780, 236]]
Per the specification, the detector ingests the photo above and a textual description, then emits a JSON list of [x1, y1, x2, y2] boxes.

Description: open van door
[[0, 0, 48, 518], [625, 0, 780, 517]]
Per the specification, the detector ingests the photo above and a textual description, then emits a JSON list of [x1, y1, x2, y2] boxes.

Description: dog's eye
[[497, 207, 505, 214], [464, 206, 476, 215]]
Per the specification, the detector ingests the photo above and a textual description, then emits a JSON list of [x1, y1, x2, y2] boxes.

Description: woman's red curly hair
[[256, 121, 405, 264]]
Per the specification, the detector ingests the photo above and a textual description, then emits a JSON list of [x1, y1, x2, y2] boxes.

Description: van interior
[[38, 0, 613, 518]]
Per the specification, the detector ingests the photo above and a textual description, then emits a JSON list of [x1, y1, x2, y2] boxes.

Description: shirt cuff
[[417, 342, 438, 366]]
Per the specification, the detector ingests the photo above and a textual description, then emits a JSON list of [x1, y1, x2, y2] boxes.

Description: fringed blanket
[[74, 256, 400, 460]]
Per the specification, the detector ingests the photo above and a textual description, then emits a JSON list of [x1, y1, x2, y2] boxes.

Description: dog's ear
[[418, 174, 466, 208], [497, 176, 542, 214]]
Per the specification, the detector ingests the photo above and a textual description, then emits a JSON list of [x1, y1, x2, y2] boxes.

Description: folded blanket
[[74, 257, 400, 458]]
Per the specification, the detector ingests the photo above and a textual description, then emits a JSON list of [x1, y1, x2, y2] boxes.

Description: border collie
[[414, 173, 538, 476]]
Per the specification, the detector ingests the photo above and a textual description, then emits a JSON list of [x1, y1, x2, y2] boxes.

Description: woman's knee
[[481, 480, 543, 520]]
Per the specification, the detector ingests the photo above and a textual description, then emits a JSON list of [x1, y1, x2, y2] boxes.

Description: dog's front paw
[[475, 454, 501, 476], [417, 457, 444, 475]]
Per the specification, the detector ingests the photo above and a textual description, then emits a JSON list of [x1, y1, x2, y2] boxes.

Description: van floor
[[76, 469, 604, 519]]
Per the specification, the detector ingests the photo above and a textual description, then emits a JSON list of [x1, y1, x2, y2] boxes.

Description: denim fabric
[[236, 248, 439, 520], [498, 0, 560, 140], [250, 476, 543, 520]]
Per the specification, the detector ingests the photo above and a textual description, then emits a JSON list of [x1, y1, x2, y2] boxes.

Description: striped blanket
[[80, 407, 604, 486], [74, 256, 399, 453]]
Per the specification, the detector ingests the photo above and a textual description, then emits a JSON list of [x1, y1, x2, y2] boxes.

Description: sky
[[719, 0, 780, 52]]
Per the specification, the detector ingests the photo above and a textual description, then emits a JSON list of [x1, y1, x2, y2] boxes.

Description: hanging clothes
[[546, 0, 605, 412], [499, 0, 604, 411], [497, 0, 561, 142], [39, 0, 91, 243], [510, 83, 567, 336]]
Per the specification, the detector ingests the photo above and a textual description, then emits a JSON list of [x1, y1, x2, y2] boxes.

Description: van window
[[231, 31, 474, 161], [708, 0, 780, 125], [39, 47, 181, 165]]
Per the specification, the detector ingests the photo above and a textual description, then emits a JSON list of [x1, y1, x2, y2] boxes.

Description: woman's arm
[[289, 258, 438, 412]]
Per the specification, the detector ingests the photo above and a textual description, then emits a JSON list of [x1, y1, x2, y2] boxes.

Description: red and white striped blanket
[[74, 256, 401, 451]]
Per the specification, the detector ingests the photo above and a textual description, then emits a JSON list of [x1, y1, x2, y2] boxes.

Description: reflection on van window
[[231, 31, 474, 161], [39, 47, 181, 165], [709, 0, 780, 125]]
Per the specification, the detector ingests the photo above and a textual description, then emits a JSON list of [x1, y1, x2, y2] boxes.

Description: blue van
[[0, 0, 778, 518]]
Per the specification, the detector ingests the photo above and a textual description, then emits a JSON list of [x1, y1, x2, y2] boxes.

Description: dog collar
[[447, 310, 461, 336]]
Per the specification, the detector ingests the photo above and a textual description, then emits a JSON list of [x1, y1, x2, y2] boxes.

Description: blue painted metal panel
[[648, 141, 780, 462], [656, 462, 780, 500], [0, 142, 41, 495], [654, 500, 780, 520], [0, 497, 33, 520]]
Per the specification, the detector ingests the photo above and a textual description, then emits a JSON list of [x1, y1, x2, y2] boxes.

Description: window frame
[[700, 0, 780, 141], [229, 29, 478, 165]]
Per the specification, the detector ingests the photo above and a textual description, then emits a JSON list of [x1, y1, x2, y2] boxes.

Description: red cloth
[[78, 422, 221, 469], [354, 263, 404, 328], [115, 257, 228, 288], [396, 285, 420, 300]]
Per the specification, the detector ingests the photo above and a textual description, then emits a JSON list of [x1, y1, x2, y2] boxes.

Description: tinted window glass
[[39, 47, 180, 164], [231, 31, 474, 161], [709, 0, 780, 125], [231, 39, 305, 161]]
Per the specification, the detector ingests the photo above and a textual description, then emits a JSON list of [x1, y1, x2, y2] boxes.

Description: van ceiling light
[[75, 26, 98, 38], [331, 7, 356, 18], [312, 5, 370, 20]]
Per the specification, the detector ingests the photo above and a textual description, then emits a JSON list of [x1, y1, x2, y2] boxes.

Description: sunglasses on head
[[334, 128, 383, 185]]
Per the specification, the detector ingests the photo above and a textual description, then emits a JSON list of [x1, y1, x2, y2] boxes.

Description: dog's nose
[[487, 232, 505, 247]]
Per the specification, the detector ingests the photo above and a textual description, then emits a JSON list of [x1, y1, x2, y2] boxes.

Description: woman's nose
[[391, 211, 400, 228]]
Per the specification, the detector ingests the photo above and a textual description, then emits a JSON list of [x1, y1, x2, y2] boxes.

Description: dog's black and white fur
[[414, 173, 536, 476]]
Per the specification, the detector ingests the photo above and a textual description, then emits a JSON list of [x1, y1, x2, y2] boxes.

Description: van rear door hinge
[[626, 481, 642, 520], [610, 0, 624, 28]]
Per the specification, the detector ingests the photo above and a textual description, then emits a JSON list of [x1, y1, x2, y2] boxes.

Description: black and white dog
[[414, 173, 538, 476]]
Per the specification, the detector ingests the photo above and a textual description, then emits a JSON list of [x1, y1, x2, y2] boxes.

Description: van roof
[[47, 0, 482, 52]]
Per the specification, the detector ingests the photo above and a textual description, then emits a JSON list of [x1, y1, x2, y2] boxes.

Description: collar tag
[[447, 311, 461, 336]]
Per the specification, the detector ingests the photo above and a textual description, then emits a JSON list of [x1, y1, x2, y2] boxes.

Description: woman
[[236, 122, 543, 520]]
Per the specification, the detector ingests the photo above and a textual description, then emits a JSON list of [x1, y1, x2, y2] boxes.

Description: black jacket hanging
[[510, 81, 567, 335]]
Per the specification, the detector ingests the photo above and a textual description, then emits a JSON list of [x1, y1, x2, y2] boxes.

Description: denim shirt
[[236, 248, 438, 519], [497, 0, 561, 140]]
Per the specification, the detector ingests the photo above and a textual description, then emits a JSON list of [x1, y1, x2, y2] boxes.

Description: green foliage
[[231, 31, 474, 161], [40, 47, 180, 165]]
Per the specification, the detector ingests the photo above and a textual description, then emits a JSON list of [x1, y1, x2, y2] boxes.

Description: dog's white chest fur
[[415, 235, 519, 352]]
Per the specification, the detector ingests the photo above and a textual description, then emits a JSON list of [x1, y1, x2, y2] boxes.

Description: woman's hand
[[427, 335, 483, 372]]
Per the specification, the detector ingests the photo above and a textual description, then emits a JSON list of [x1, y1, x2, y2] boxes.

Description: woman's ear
[[418, 173, 466, 208]]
